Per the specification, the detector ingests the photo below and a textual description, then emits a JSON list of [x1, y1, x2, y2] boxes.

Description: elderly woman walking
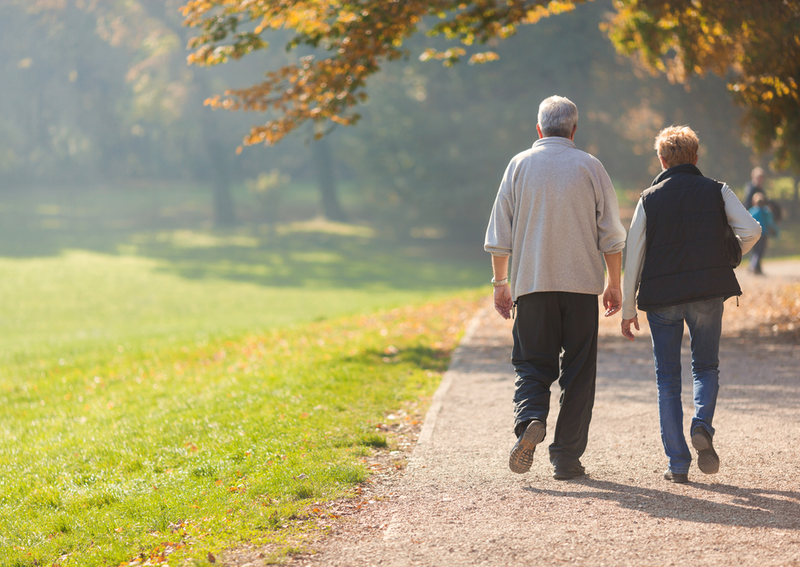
[[620, 126, 762, 483]]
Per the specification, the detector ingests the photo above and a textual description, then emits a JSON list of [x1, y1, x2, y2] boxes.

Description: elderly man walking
[[485, 95, 626, 480], [621, 126, 762, 483]]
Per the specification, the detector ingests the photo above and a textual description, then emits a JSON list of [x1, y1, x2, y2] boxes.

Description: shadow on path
[[523, 478, 800, 530]]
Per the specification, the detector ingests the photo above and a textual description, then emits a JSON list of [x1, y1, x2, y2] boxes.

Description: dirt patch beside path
[[226, 260, 800, 567]]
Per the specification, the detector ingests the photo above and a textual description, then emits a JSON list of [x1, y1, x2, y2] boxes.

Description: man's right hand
[[602, 286, 622, 317], [494, 284, 513, 319], [621, 316, 640, 341]]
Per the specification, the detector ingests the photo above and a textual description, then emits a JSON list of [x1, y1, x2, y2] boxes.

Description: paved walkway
[[291, 260, 800, 566]]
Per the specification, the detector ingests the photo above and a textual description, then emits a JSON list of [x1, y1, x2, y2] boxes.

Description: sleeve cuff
[[485, 247, 511, 256], [601, 241, 627, 255]]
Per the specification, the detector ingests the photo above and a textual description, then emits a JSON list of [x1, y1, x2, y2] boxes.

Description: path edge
[[415, 305, 490, 447]]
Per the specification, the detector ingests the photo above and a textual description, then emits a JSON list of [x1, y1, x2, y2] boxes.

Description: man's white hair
[[538, 96, 579, 138]]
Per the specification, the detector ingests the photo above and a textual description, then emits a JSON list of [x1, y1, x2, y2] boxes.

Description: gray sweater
[[484, 137, 627, 300]]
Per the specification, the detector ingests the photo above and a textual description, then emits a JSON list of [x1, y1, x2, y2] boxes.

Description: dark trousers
[[512, 292, 598, 468]]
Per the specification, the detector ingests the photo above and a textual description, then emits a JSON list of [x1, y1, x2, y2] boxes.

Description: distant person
[[748, 192, 780, 275], [485, 95, 626, 480], [620, 126, 761, 483], [743, 166, 766, 210]]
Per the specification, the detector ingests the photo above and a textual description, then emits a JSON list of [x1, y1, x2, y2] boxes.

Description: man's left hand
[[602, 286, 622, 317]]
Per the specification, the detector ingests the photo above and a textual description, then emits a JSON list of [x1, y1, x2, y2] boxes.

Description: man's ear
[[536, 124, 544, 139], [569, 124, 577, 141]]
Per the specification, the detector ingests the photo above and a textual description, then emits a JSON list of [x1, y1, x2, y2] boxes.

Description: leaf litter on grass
[[0, 293, 481, 567]]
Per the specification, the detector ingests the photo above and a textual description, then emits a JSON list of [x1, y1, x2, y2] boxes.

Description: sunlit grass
[[0, 226, 487, 566], [764, 219, 800, 259], [0, 248, 402, 359], [0, 227, 484, 367], [0, 295, 480, 566]]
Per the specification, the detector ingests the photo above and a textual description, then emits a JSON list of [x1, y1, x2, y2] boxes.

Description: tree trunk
[[793, 175, 799, 221], [207, 136, 237, 227], [133, 3, 239, 227], [212, 175, 237, 227], [312, 137, 347, 222], [194, 75, 237, 227]]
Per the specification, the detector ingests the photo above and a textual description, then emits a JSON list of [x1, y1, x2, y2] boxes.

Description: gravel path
[[274, 260, 800, 566]]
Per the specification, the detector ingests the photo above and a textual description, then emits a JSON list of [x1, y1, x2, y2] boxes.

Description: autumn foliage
[[180, 0, 582, 146], [181, 0, 800, 174], [605, 0, 800, 171]]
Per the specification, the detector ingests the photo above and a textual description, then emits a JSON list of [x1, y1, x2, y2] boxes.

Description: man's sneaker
[[664, 470, 689, 483], [553, 464, 586, 480], [691, 426, 720, 474], [508, 420, 546, 474]]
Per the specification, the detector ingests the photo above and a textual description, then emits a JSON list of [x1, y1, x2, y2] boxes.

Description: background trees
[[0, 0, 277, 225], [178, 0, 799, 231], [0, 0, 788, 237], [331, 0, 753, 238], [606, 0, 800, 173], [180, 0, 799, 171], [606, 0, 800, 217], [180, 0, 590, 146]]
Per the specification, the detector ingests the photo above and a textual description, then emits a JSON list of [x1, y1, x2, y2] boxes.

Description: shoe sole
[[691, 430, 720, 474], [509, 421, 546, 474]]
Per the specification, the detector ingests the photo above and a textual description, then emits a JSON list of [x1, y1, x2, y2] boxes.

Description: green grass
[[0, 248, 447, 364], [740, 175, 800, 260], [1, 296, 480, 566], [0, 220, 486, 362], [0, 222, 487, 566], [761, 218, 800, 259]]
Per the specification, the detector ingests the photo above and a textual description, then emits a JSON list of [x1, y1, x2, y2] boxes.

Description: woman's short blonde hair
[[654, 126, 699, 168]]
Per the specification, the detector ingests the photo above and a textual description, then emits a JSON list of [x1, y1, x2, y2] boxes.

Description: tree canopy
[[182, 0, 800, 171], [180, 0, 584, 146], [605, 0, 800, 172], [1, 0, 275, 224], [331, 1, 753, 236], [2, 0, 762, 234]]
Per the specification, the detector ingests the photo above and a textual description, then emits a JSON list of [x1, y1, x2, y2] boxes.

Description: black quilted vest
[[636, 164, 741, 311]]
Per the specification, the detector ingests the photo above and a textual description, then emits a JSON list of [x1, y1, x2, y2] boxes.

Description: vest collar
[[651, 163, 704, 186]]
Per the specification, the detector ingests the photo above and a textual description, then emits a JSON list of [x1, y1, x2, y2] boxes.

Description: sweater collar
[[532, 136, 576, 150], [651, 163, 703, 186]]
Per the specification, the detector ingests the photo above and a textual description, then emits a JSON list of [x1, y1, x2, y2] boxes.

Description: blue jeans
[[646, 297, 724, 474]]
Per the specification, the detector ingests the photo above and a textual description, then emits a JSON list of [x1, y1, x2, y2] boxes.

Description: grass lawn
[[0, 223, 486, 566]]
